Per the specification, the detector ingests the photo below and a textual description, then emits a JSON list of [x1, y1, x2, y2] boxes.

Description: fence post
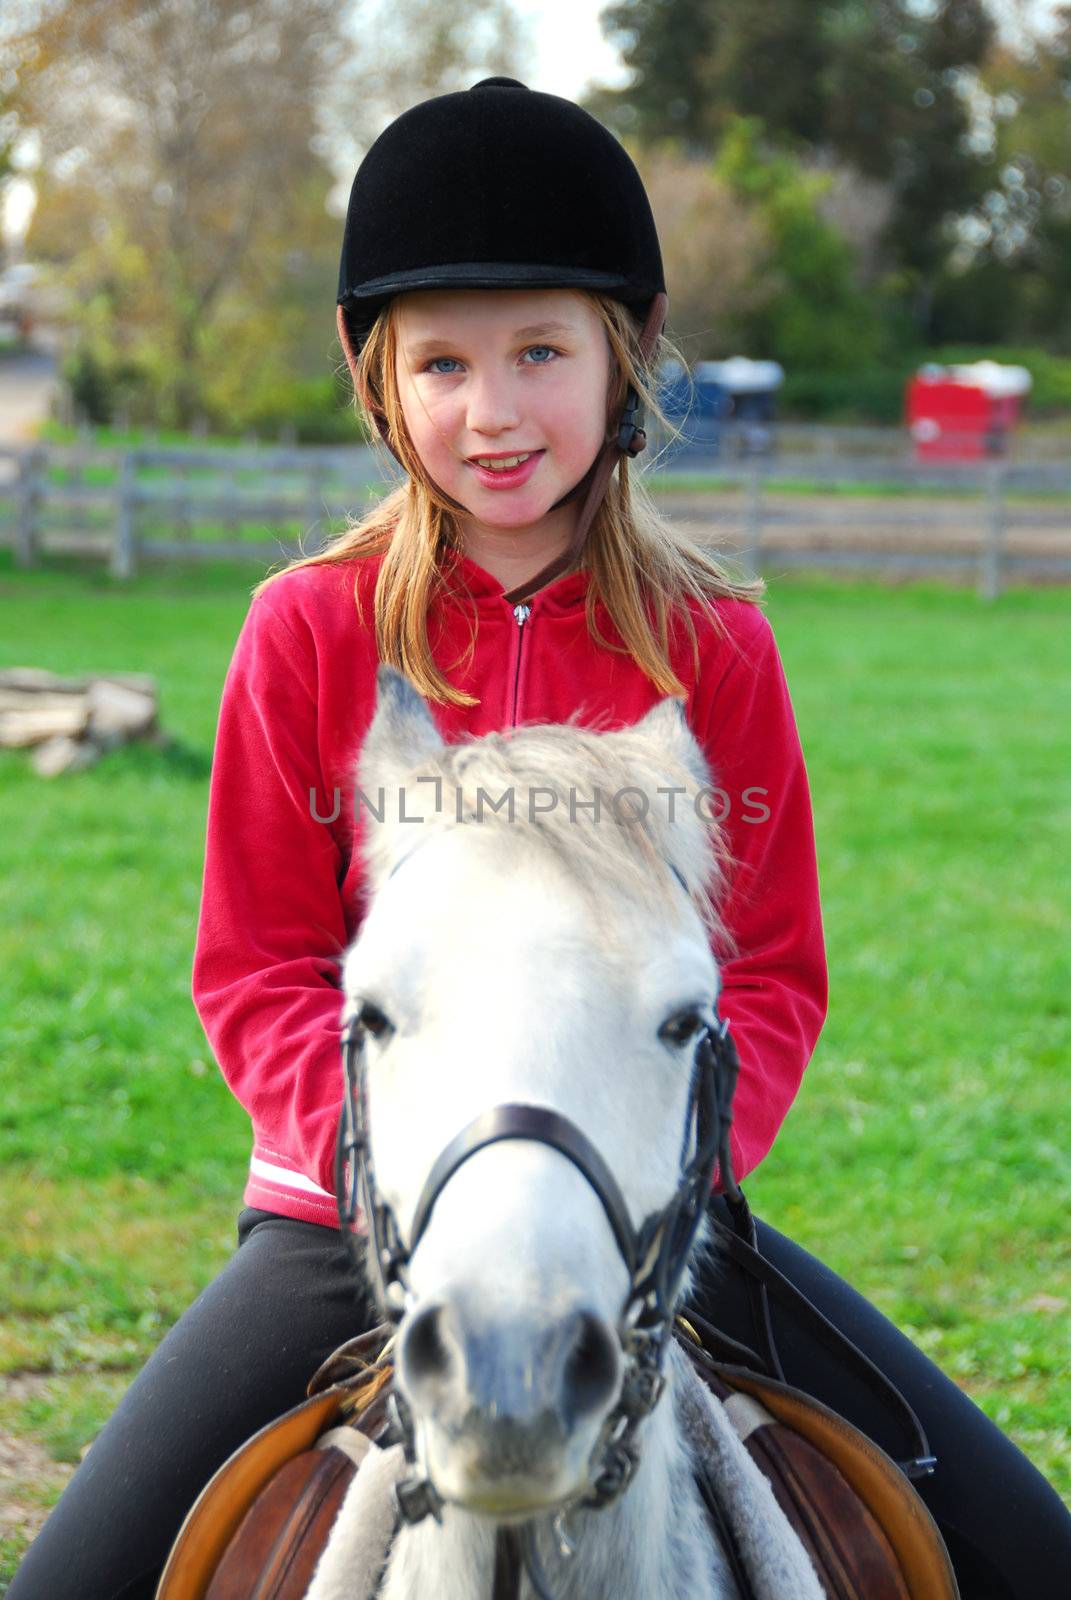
[[16, 445, 42, 567], [224, 460, 239, 545], [744, 461, 763, 574], [113, 451, 138, 579], [306, 457, 327, 551], [979, 460, 1005, 601]]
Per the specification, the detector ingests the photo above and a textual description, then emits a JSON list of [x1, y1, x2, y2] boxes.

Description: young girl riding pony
[[11, 75, 1070, 1600]]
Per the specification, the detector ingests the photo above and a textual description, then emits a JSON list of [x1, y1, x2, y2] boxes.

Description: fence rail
[[1, 429, 1068, 596]]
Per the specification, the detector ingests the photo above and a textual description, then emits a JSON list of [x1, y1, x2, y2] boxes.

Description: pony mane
[[360, 712, 735, 958]]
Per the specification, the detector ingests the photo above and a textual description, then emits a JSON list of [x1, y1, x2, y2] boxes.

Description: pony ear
[[359, 665, 445, 793], [629, 696, 711, 790]]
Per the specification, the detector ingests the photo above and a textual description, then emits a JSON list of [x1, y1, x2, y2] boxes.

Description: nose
[[464, 366, 523, 439], [401, 1300, 621, 1439]]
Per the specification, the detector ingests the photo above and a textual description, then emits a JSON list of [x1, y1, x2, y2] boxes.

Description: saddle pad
[[713, 1381, 908, 1599]]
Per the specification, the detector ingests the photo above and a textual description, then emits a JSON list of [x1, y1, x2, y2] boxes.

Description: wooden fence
[[0, 439, 385, 579], [1, 428, 1069, 597]]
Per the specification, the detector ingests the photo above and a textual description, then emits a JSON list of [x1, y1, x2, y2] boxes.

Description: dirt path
[[659, 489, 1071, 565], [0, 342, 60, 448], [0, 1375, 77, 1576], [0, 1430, 73, 1561]]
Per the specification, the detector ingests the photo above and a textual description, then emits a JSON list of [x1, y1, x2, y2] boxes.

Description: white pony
[[327, 667, 821, 1600]]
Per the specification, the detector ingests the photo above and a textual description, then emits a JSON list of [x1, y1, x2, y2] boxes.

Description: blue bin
[[654, 361, 729, 463], [698, 359, 784, 456]]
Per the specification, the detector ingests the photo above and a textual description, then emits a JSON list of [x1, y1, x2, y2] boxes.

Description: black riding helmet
[[335, 76, 669, 604]]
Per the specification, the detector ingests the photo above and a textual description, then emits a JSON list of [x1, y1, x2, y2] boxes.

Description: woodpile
[[0, 667, 164, 776]]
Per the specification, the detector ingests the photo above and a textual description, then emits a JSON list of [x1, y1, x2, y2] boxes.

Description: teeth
[[474, 453, 532, 471]]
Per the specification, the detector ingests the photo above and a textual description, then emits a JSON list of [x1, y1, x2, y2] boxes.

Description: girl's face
[[393, 289, 612, 536]]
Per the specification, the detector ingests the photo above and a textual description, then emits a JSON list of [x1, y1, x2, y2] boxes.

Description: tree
[[584, 0, 717, 150], [3, 0, 526, 428], [628, 144, 776, 358], [321, 0, 528, 169], [593, 0, 996, 335], [712, 117, 893, 371], [932, 13, 1071, 349]]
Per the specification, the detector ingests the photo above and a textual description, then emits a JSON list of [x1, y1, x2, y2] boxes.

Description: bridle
[[334, 957, 742, 1541]]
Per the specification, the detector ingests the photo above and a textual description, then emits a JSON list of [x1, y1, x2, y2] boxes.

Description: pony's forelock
[[361, 715, 735, 957]]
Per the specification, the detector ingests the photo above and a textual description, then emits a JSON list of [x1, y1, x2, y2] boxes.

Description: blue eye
[[421, 346, 560, 376]]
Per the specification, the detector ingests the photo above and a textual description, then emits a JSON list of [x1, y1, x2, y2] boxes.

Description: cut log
[[0, 690, 93, 715], [32, 735, 104, 777], [0, 668, 94, 694], [0, 704, 88, 747], [85, 680, 157, 739], [0, 668, 161, 772], [0, 667, 157, 697]]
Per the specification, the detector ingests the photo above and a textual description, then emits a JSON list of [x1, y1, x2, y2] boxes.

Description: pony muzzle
[[398, 1299, 623, 1511]]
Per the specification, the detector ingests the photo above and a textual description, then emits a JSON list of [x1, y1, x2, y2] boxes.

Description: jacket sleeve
[[698, 608, 828, 1185], [191, 593, 350, 1197]]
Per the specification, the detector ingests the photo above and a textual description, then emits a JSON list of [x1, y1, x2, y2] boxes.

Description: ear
[[630, 696, 711, 790], [358, 665, 445, 795]]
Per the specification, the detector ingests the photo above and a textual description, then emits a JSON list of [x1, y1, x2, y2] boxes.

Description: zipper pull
[[513, 603, 531, 627]]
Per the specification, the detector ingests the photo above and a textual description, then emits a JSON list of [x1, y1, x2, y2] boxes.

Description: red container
[[905, 363, 1031, 461]]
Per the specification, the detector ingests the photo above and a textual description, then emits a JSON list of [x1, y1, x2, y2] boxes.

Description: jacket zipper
[[509, 603, 530, 725]]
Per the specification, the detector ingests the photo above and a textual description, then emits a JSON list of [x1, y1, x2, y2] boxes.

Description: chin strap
[[336, 292, 669, 606]]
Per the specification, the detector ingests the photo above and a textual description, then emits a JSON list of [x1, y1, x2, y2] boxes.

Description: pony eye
[[659, 1008, 704, 1047], [358, 1000, 393, 1040]]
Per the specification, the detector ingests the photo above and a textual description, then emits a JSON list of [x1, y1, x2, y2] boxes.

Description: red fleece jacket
[[190, 550, 827, 1226]]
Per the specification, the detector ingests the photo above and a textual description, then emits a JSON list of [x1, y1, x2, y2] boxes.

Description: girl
[[11, 75, 1069, 1600]]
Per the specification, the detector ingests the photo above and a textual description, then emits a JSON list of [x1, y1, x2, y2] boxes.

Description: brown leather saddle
[[156, 1316, 960, 1600]]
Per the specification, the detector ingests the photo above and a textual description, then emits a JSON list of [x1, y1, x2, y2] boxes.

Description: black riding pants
[[8, 1202, 1071, 1600]]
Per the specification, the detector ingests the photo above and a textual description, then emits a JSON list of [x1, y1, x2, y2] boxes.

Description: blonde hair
[[252, 292, 766, 707]]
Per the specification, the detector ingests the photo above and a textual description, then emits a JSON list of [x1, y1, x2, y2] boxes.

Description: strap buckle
[[616, 386, 647, 455]]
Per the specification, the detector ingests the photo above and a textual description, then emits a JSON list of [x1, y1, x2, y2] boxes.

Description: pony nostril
[[403, 1304, 453, 1389], [562, 1310, 620, 1424]]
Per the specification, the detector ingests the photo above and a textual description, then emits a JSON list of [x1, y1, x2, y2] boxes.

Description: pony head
[[341, 666, 729, 1516]]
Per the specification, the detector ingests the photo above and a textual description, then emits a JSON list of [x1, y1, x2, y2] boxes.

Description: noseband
[[335, 991, 742, 1531]]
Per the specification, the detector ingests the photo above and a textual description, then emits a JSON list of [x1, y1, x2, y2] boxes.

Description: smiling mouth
[[469, 452, 540, 472]]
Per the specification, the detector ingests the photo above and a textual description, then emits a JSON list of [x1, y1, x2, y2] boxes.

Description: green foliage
[[778, 364, 917, 422], [211, 373, 364, 446], [62, 343, 157, 428], [714, 117, 890, 371], [931, 234, 1071, 358], [60, 343, 365, 443], [597, 0, 995, 322]]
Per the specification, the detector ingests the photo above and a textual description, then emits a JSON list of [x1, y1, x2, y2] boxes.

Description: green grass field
[[1, 550, 1068, 1586]]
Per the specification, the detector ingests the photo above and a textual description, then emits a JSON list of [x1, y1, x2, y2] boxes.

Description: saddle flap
[[202, 1445, 357, 1600], [155, 1388, 348, 1600], [680, 1340, 960, 1600]]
